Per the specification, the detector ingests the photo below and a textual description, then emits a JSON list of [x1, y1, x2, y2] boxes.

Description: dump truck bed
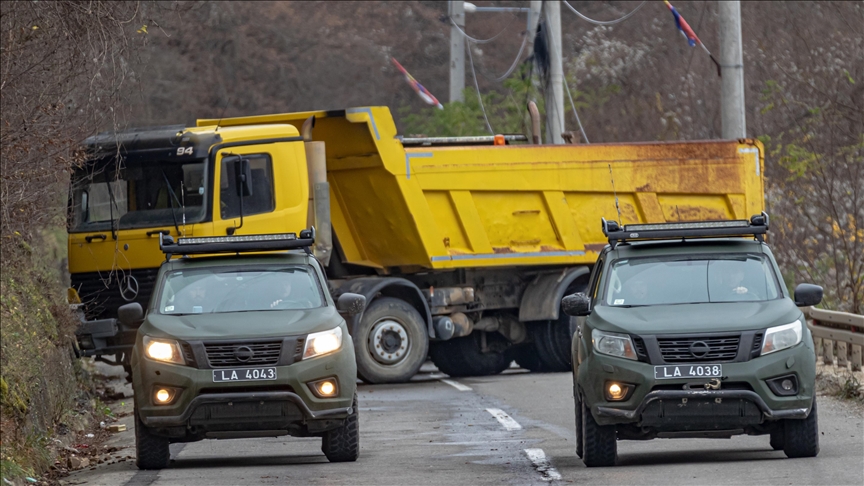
[[199, 107, 764, 271]]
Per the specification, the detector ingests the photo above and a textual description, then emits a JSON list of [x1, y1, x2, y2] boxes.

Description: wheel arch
[[336, 278, 433, 338], [519, 266, 591, 322]]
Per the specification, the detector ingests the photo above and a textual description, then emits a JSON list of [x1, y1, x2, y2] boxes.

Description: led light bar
[[623, 220, 750, 232], [177, 233, 297, 245]]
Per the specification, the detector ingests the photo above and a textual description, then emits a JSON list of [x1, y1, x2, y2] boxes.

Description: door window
[[220, 154, 275, 219]]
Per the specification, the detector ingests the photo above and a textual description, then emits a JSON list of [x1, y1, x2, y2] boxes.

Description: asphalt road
[[63, 363, 864, 486]]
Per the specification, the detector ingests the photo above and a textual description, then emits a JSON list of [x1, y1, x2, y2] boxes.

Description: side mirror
[[234, 157, 253, 197], [336, 293, 366, 316], [117, 302, 144, 327], [562, 292, 592, 317], [794, 283, 823, 307]]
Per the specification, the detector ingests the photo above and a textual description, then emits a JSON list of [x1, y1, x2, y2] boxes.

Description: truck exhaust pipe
[[527, 101, 541, 144], [303, 116, 333, 266]]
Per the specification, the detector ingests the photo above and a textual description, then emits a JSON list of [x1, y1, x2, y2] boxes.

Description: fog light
[[152, 387, 177, 405], [308, 378, 339, 398], [604, 381, 631, 401], [781, 379, 793, 391], [766, 374, 798, 396]]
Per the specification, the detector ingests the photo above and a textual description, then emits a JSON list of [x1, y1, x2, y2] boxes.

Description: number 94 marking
[[176, 146, 194, 156]]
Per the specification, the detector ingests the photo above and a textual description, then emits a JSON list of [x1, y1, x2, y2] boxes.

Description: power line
[[449, 14, 519, 44], [466, 43, 494, 134], [563, 0, 647, 26], [564, 78, 590, 143]]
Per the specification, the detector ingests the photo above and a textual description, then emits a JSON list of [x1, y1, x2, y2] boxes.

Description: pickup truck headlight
[[761, 319, 803, 355], [143, 336, 185, 364], [592, 329, 638, 360], [303, 326, 343, 360]]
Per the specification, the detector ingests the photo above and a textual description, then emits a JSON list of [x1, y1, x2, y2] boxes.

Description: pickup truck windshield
[[604, 254, 781, 307], [69, 158, 207, 232], [158, 266, 324, 314]]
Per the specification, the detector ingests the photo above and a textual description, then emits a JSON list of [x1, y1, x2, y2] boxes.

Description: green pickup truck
[[118, 231, 366, 469], [565, 215, 823, 467]]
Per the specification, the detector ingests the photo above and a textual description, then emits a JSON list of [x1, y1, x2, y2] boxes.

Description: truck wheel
[[582, 400, 616, 467], [135, 409, 170, 470], [322, 393, 360, 462], [510, 344, 548, 372], [574, 377, 583, 459], [769, 427, 784, 451], [783, 398, 819, 458], [355, 297, 429, 384], [429, 332, 510, 377], [531, 314, 572, 372]]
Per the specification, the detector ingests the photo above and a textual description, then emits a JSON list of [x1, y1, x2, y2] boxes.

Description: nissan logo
[[689, 341, 711, 358], [234, 346, 255, 362], [119, 274, 140, 302]]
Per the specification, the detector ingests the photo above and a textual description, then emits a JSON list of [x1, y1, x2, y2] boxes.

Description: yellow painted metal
[[70, 106, 765, 277], [199, 107, 764, 271]]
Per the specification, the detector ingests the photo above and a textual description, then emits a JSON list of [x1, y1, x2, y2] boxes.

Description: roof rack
[[159, 228, 315, 259], [602, 212, 769, 249]]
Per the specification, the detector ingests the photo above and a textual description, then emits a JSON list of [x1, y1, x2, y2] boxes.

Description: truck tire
[[321, 393, 360, 462], [531, 314, 572, 372], [769, 427, 784, 451], [135, 409, 170, 470], [782, 398, 819, 458], [355, 297, 429, 384], [582, 400, 616, 467], [574, 377, 583, 459], [510, 344, 548, 372], [429, 332, 510, 377]]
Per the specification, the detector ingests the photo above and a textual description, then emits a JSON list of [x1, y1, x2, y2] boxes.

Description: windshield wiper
[[105, 176, 118, 240]]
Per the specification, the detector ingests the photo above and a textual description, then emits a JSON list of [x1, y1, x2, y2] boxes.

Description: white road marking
[[439, 378, 472, 391], [486, 408, 522, 431], [524, 448, 562, 482]]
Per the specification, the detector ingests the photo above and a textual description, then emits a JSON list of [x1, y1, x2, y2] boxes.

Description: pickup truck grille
[[657, 336, 740, 363], [204, 341, 282, 368], [71, 268, 159, 320]]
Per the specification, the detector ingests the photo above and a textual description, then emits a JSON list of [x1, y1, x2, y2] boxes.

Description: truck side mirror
[[234, 157, 253, 197], [336, 293, 366, 316], [794, 283, 823, 307], [118, 302, 145, 327], [562, 292, 592, 317]]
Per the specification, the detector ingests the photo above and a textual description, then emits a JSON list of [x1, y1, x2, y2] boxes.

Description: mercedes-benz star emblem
[[689, 341, 711, 358], [234, 346, 254, 362], [119, 274, 139, 302]]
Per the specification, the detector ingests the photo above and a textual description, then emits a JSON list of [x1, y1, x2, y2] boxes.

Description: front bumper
[[132, 339, 357, 432], [578, 340, 816, 427]]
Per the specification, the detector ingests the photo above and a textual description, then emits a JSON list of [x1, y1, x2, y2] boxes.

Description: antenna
[[214, 94, 232, 133], [608, 164, 622, 225]]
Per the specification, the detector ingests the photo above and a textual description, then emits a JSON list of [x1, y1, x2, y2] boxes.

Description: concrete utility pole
[[718, 0, 746, 139], [525, 1, 543, 51], [449, 0, 466, 103], [544, 0, 564, 144]]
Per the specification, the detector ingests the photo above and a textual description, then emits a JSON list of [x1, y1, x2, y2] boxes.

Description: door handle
[[85, 234, 107, 243], [146, 230, 173, 237]]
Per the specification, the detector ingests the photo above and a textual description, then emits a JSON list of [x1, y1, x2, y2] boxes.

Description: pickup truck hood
[[140, 306, 343, 340], [589, 299, 802, 335]]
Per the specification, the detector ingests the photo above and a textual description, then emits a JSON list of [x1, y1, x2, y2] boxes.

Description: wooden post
[[837, 341, 848, 367], [822, 339, 834, 365], [851, 344, 862, 372], [813, 336, 823, 359]]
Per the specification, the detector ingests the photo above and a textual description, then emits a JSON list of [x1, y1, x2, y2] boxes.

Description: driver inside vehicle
[[165, 279, 211, 314], [625, 278, 650, 305]]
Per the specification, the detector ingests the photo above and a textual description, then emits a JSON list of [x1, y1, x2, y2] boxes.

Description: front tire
[[769, 427, 784, 451], [783, 398, 819, 458], [322, 394, 360, 463], [429, 332, 510, 377], [355, 297, 429, 384], [135, 409, 170, 470], [581, 400, 616, 467]]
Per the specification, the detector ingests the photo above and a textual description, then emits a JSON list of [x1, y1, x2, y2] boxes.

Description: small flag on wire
[[391, 57, 444, 109], [664, 1, 722, 77]]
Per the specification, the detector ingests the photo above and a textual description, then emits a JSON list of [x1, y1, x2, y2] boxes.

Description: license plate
[[654, 364, 722, 380], [212, 367, 277, 382]]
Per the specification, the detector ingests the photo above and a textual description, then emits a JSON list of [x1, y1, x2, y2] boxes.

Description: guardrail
[[802, 307, 864, 372]]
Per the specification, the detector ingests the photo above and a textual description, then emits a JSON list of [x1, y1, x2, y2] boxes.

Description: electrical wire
[[564, 78, 590, 143], [466, 43, 494, 134], [449, 15, 519, 44], [484, 33, 530, 83], [563, 0, 647, 26]]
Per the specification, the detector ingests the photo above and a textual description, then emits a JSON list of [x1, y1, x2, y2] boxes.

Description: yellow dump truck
[[68, 106, 765, 383]]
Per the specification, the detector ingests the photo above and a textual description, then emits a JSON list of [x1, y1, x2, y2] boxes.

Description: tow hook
[[704, 378, 722, 390]]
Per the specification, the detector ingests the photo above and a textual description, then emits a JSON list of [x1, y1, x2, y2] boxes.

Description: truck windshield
[[69, 158, 207, 232], [158, 266, 324, 314], [604, 254, 781, 307]]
